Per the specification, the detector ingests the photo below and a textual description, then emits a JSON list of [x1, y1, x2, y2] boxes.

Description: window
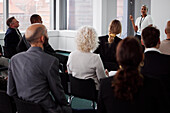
[[117, 0, 128, 38], [0, 0, 3, 32], [8, 0, 51, 31], [67, 0, 93, 30]]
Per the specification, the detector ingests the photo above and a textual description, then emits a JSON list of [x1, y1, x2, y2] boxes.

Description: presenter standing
[[129, 5, 153, 42]]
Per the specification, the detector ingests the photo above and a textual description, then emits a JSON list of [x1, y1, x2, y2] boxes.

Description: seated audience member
[[141, 26, 170, 77], [7, 24, 71, 113], [97, 37, 170, 113], [94, 19, 122, 71], [4, 17, 22, 58], [67, 26, 107, 90], [159, 21, 170, 55], [141, 26, 170, 99], [16, 14, 55, 55]]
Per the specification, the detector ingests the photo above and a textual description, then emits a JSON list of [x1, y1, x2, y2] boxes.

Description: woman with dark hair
[[97, 37, 170, 113], [94, 19, 122, 71]]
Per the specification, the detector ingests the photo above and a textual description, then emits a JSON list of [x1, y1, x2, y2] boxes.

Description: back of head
[[116, 37, 143, 69], [25, 23, 47, 44], [112, 37, 143, 101], [76, 26, 98, 52], [6, 17, 15, 27], [142, 26, 160, 48], [109, 19, 122, 35], [165, 21, 170, 34], [30, 14, 42, 24]]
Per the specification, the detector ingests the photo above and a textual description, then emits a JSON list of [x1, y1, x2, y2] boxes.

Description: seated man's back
[[7, 24, 71, 113]]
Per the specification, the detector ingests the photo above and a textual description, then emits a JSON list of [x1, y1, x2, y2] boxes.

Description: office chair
[[59, 63, 70, 95], [13, 96, 44, 113], [0, 90, 16, 113], [68, 74, 97, 110]]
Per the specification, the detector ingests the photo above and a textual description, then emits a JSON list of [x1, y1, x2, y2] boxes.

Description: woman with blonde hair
[[67, 26, 107, 90], [94, 19, 122, 71]]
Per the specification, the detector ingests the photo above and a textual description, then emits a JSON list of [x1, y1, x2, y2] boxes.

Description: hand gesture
[[129, 15, 134, 21]]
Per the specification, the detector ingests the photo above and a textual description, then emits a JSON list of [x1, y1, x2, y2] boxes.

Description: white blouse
[[67, 50, 107, 90]]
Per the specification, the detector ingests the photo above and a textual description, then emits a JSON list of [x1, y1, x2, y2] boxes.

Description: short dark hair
[[30, 14, 41, 24], [141, 26, 160, 48], [6, 17, 15, 27]]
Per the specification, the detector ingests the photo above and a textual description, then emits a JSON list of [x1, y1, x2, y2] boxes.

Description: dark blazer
[[141, 50, 170, 100], [4, 28, 21, 58], [97, 76, 170, 113], [7, 47, 71, 113], [141, 51, 170, 77], [94, 35, 122, 71]]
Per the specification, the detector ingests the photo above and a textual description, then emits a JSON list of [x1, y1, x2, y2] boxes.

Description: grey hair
[[75, 26, 99, 52]]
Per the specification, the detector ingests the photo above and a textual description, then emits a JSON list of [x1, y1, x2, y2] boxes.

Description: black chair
[[69, 74, 97, 110], [0, 90, 16, 113], [13, 97, 44, 113], [59, 63, 70, 95]]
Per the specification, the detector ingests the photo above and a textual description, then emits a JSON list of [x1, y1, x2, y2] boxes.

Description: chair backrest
[[69, 74, 97, 102], [59, 63, 70, 94], [0, 90, 16, 113], [13, 97, 44, 113]]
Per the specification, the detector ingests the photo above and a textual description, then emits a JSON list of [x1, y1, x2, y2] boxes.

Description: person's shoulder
[[98, 35, 109, 42], [146, 15, 153, 20], [115, 36, 122, 41], [10, 51, 26, 60]]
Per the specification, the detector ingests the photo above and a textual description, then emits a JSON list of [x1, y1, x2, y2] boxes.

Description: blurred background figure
[[4, 17, 22, 58], [130, 5, 153, 43], [159, 20, 170, 55]]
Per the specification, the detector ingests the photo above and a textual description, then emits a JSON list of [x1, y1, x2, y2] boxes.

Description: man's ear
[[141, 38, 144, 45], [165, 28, 167, 34], [158, 38, 160, 44], [40, 35, 45, 43]]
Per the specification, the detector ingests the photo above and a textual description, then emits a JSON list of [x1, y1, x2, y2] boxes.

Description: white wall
[[0, 30, 76, 52], [93, 0, 117, 36], [151, 0, 170, 40]]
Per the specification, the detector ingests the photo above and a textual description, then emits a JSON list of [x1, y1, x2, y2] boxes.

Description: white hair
[[75, 26, 99, 52]]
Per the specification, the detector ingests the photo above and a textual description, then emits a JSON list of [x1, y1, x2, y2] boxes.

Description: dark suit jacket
[[141, 51, 170, 77], [97, 76, 170, 113], [4, 28, 21, 58], [94, 35, 122, 71], [7, 47, 71, 113], [141, 50, 170, 100]]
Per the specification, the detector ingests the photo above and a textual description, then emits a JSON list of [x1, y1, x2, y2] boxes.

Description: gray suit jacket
[[7, 47, 71, 113]]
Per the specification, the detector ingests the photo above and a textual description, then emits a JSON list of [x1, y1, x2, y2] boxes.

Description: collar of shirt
[[144, 47, 161, 53]]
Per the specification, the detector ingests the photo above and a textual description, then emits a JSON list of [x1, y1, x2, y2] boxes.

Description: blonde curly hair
[[76, 26, 99, 52]]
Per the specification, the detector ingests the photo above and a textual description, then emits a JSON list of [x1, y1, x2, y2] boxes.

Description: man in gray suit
[[7, 24, 71, 113]]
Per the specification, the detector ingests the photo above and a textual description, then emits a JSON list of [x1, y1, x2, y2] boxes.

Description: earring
[[119, 65, 122, 69], [140, 61, 144, 67]]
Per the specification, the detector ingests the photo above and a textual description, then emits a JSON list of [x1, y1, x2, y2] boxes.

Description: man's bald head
[[165, 21, 170, 34], [25, 23, 47, 45]]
